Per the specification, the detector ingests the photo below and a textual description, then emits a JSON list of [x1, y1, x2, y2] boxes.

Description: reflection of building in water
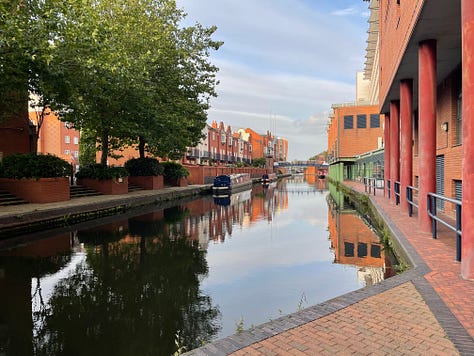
[[180, 184, 289, 248], [327, 195, 395, 285]]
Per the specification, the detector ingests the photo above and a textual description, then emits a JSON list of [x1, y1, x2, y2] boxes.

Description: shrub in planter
[[124, 157, 163, 176], [75, 164, 129, 195], [125, 158, 164, 190], [0, 153, 71, 179], [162, 161, 189, 186], [0, 153, 71, 203], [75, 164, 128, 180], [162, 161, 189, 180]]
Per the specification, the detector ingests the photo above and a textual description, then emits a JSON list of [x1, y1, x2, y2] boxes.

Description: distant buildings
[[30, 109, 81, 172], [182, 121, 288, 166]]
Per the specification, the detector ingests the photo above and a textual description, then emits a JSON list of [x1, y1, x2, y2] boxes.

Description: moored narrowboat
[[212, 173, 252, 195]]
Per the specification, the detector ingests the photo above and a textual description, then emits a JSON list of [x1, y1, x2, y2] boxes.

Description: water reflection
[[327, 183, 396, 285], [0, 177, 395, 355]]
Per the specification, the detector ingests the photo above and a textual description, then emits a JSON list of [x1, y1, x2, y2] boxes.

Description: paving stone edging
[[186, 183, 474, 356]]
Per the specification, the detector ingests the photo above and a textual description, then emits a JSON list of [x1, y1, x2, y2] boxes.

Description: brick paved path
[[233, 282, 457, 356], [187, 181, 474, 355]]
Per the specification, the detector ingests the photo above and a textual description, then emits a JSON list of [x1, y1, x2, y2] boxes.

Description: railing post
[[407, 187, 412, 217], [388, 180, 391, 199], [456, 204, 462, 262], [395, 182, 400, 205], [428, 194, 437, 239], [373, 179, 376, 196], [364, 177, 367, 193]]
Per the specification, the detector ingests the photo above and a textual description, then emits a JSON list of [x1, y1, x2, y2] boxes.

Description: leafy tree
[[252, 157, 267, 168]]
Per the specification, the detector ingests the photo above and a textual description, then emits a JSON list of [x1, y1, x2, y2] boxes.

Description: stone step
[[70, 185, 102, 198], [0, 189, 28, 206], [128, 183, 145, 192]]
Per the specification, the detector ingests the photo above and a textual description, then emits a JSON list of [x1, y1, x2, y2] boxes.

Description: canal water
[[0, 176, 396, 355]]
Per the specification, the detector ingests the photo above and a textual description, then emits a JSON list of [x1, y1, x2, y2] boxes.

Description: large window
[[357, 114, 366, 128], [370, 114, 380, 128], [344, 115, 353, 129], [65, 135, 70, 144]]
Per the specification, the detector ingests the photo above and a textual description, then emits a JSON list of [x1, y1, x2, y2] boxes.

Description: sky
[[175, 0, 371, 160]]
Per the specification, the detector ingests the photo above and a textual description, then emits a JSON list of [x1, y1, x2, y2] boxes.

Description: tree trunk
[[100, 127, 109, 166], [138, 136, 146, 159]]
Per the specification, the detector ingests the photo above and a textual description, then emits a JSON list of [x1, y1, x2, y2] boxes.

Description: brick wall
[[379, 0, 424, 108], [332, 105, 382, 158]]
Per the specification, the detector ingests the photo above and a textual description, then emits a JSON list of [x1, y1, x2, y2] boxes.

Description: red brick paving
[[347, 181, 474, 339], [233, 282, 459, 355]]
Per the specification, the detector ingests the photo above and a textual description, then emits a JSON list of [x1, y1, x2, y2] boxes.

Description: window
[[64, 149, 70, 155], [371, 244, 381, 258], [65, 135, 70, 143], [344, 242, 354, 257], [221, 133, 226, 144], [73, 137, 79, 145], [73, 150, 79, 158], [454, 180, 462, 201], [456, 91, 462, 145], [343, 115, 353, 129], [370, 114, 380, 128], [357, 243, 368, 257], [357, 114, 367, 128]]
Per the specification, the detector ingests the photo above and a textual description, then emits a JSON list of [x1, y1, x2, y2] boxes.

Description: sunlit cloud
[[176, 0, 370, 159]]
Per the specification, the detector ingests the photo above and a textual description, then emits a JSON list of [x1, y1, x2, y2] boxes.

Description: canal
[[0, 176, 396, 355]]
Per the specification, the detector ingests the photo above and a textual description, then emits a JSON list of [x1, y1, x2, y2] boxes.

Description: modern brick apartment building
[[355, 0, 473, 279], [31, 109, 81, 172], [327, 103, 382, 181]]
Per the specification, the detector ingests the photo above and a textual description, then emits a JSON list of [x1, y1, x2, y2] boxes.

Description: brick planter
[[0, 177, 70, 203], [165, 177, 188, 187], [128, 175, 163, 190], [77, 177, 128, 195]]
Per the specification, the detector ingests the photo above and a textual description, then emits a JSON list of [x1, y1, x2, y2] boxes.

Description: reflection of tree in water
[[33, 210, 221, 356]]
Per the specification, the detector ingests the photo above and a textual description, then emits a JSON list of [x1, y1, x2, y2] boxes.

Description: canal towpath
[[0, 181, 473, 354]]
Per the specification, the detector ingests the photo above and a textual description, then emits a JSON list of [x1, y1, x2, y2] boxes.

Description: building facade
[[327, 102, 382, 181], [32, 109, 81, 171], [364, 0, 473, 278]]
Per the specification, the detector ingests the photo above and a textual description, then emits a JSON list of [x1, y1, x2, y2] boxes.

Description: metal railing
[[406, 185, 419, 217], [394, 181, 401, 205], [363, 177, 377, 196], [427, 192, 462, 262], [386, 179, 391, 198]]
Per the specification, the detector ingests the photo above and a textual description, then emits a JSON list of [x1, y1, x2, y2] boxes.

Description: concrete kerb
[[186, 182, 474, 355], [0, 185, 212, 239]]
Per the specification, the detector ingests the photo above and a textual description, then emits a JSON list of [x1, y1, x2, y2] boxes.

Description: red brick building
[[32, 109, 81, 171], [364, 0, 473, 278]]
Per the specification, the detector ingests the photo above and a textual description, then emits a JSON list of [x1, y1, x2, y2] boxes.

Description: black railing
[[427, 193, 462, 262], [394, 181, 401, 205], [406, 185, 419, 217], [363, 177, 377, 196], [387, 179, 391, 198]]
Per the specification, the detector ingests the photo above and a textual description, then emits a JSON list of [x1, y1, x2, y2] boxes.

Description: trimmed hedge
[[125, 157, 163, 176], [0, 153, 71, 179], [75, 164, 128, 180], [162, 161, 189, 180]]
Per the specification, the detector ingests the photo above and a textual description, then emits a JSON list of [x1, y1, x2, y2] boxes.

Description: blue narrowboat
[[212, 173, 252, 195]]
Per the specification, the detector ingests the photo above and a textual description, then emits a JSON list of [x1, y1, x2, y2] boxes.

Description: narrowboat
[[212, 173, 252, 195], [261, 173, 277, 184]]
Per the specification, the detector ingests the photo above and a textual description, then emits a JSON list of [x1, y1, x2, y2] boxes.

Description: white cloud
[[176, 0, 370, 159]]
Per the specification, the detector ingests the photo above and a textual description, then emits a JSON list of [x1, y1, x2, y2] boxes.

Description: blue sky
[[176, 0, 370, 160]]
